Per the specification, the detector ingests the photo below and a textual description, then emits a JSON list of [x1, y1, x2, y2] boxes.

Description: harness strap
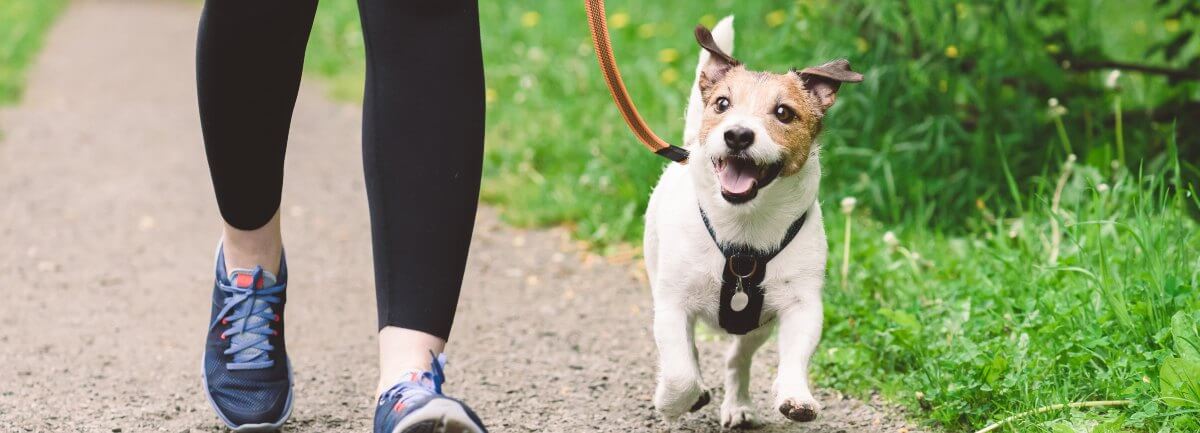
[[699, 208, 809, 261], [699, 207, 809, 334]]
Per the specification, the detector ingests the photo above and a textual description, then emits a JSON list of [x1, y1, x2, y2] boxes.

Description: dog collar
[[699, 206, 808, 334]]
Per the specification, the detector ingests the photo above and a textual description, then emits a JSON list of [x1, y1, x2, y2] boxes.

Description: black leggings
[[197, 0, 484, 340]]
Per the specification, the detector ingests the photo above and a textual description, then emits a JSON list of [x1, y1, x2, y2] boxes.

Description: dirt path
[[0, 1, 920, 432]]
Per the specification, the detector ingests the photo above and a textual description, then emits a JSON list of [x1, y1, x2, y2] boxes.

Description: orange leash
[[584, 0, 689, 164]]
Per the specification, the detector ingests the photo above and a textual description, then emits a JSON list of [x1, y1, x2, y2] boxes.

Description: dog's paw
[[777, 397, 821, 422], [654, 375, 709, 418], [690, 388, 711, 412], [720, 402, 757, 429]]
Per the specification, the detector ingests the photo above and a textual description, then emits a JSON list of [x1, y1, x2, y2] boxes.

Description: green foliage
[[1160, 358, 1200, 408], [1172, 310, 1200, 361], [0, 0, 67, 105], [1161, 311, 1200, 410], [816, 164, 1200, 431], [794, 0, 1200, 227]]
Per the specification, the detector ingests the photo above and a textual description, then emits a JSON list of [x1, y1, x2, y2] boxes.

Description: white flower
[[1047, 98, 1067, 117], [882, 231, 898, 247], [1097, 183, 1110, 193], [1008, 219, 1023, 239], [1067, 153, 1077, 163], [840, 197, 857, 214], [1105, 70, 1121, 90]]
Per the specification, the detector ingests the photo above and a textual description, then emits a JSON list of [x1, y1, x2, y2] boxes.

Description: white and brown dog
[[643, 17, 862, 428]]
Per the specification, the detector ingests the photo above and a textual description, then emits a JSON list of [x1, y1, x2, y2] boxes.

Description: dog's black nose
[[724, 127, 755, 151]]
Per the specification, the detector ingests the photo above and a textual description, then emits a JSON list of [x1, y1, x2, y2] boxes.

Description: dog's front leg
[[721, 322, 772, 428], [774, 297, 823, 422], [653, 306, 709, 419]]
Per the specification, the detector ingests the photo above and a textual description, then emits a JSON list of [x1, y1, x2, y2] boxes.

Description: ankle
[[377, 327, 446, 396], [221, 212, 283, 275]]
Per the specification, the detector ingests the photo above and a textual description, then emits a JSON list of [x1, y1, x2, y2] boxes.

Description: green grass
[[816, 163, 1200, 431], [0, 0, 67, 105], [303, 1, 1200, 431]]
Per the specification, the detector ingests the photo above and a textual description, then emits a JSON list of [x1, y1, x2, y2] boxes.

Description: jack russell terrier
[[643, 16, 862, 428]]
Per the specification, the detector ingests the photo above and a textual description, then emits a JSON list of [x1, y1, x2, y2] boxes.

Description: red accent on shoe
[[234, 273, 255, 288], [273, 314, 280, 322], [221, 318, 229, 325], [393, 401, 405, 412], [220, 334, 227, 340]]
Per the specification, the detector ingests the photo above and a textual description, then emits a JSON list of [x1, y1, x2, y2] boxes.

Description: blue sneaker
[[374, 353, 487, 433], [202, 247, 293, 432]]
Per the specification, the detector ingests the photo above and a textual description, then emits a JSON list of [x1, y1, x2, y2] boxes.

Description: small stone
[[138, 215, 156, 230], [36, 261, 58, 272]]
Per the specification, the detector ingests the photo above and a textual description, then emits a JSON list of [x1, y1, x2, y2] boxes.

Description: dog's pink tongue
[[719, 161, 757, 195]]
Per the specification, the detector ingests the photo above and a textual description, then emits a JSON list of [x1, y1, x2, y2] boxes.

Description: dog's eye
[[715, 97, 730, 113], [774, 105, 796, 123]]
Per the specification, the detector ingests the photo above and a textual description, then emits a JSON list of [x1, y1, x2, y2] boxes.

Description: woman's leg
[[356, 0, 485, 391], [197, 0, 316, 429], [198, 0, 316, 273]]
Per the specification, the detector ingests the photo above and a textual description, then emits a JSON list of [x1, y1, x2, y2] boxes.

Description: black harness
[[699, 207, 809, 335]]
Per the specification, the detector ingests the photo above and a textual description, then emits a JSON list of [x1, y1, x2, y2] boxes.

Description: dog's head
[[691, 25, 862, 205]]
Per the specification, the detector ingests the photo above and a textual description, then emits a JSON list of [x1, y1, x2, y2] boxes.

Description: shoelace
[[209, 266, 285, 370], [379, 352, 448, 411]]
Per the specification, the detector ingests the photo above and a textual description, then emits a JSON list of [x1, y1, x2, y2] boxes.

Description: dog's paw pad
[[721, 405, 756, 429], [778, 398, 820, 422], [688, 389, 711, 412]]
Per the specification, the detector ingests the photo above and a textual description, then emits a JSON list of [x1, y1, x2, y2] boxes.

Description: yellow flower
[[699, 14, 717, 29], [637, 23, 656, 39], [855, 37, 869, 54], [610, 12, 630, 29], [485, 88, 497, 103], [660, 68, 679, 84], [1044, 43, 1060, 54], [765, 9, 787, 28], [1164, 19, 1180, 33], [945, 45, 959, 59], [657, 48, 679, 63], [520, 11, 540, 28]]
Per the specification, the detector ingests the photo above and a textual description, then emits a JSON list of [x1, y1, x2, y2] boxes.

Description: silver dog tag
[[730, 290, 749, 312]]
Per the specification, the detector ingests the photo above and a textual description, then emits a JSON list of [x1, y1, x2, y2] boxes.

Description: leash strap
[[584, 0, 689, 164], [700, 207, 808, 334]]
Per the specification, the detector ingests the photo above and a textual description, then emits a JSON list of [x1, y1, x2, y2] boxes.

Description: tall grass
[[819, 154, 1200, 431], [0, 0, 67, 105]]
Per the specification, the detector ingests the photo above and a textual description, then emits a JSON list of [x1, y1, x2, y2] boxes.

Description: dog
[[643, 16, 862, 428]]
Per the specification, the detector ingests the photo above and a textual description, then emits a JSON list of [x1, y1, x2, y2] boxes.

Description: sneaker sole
[[393, 398, 485, 433], [200, 354, 294, 432]]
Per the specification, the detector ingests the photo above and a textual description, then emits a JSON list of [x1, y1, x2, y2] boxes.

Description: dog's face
[[692, 26, 862, 204]]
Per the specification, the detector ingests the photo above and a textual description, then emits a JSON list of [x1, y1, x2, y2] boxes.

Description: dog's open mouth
[[714, 156, 784, 204]]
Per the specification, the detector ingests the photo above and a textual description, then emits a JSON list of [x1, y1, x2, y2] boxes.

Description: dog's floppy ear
[[796, 59, 863, 111], [695, 24, 740, 97]]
